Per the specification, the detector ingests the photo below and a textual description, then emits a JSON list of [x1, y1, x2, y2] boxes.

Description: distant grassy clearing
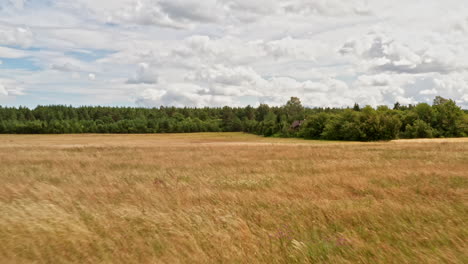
[[0, 133, 467, 263], [0, 133, 346, 148]]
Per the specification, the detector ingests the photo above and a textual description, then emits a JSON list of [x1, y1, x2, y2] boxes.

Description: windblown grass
[[0, 133, 467, 263]]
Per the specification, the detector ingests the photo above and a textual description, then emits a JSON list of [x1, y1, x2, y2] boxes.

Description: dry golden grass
[[0, 133, 467, 263]]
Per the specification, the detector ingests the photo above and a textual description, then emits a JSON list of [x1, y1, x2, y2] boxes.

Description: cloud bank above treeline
[[0, 0, 468, 108]]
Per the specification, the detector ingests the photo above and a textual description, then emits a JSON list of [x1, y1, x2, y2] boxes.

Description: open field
[[0, 133, 467, 263]]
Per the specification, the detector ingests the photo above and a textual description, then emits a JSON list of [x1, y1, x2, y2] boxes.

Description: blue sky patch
[[65, 49, 115, 62], [0, 57, 41, 71]]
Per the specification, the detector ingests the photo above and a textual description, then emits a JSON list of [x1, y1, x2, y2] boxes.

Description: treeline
[[0, 96, 467, 141]]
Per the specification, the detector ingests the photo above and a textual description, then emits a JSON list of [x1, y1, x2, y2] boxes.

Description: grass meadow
[[0, 133, 467, 263]]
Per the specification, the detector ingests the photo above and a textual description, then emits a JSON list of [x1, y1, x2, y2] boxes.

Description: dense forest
[[0, 96, 467, 141]]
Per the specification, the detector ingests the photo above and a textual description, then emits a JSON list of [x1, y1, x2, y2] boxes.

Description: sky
[[0, 0, 468, 108]]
